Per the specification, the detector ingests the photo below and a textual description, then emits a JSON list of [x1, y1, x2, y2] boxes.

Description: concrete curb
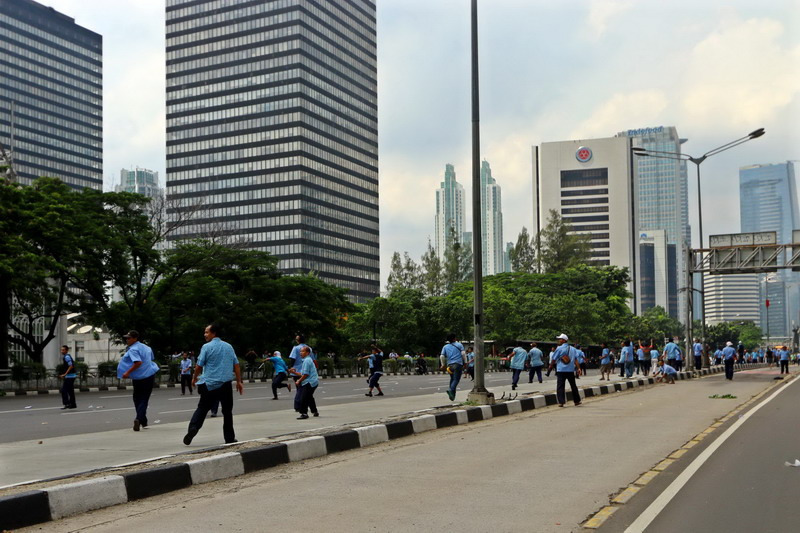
[[0, 363, 758, 530]]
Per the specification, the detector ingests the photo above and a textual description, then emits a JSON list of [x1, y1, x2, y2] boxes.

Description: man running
[[359, 345, 386, 397], [441, 333, 465, 401], [267, 350, 291, 400], [528, 342, 544, 384]]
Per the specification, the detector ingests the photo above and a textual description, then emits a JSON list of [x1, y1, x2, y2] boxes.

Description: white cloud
[[587, 0, 636, 39]]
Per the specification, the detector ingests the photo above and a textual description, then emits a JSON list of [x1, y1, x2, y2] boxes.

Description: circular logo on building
[[576, 146, 592, 163]]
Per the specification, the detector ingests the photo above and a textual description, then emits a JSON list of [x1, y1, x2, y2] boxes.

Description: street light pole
[[468, 0, 491, 405], [632, 128, 765, 370]]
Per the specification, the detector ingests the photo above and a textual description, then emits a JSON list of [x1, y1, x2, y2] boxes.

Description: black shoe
[[365, 392, 372, 397], [272, 397, 279, 400], [183, 428, 198, 445], [313, 412, 319, 417], [376, 392, 384, 396], [61, 406, 69, 410], [133, 419, 140, 431], [297, 414, 309, 419], [512, 385, 517, 390], [225, 439, 238, 444]]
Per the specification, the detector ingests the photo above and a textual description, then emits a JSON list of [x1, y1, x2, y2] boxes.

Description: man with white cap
[[550, 333, 581, 407], [722, 341, 737, 380], [266, 350, 290, 400]]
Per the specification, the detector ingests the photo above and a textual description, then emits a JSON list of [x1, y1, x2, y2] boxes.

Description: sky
[[39, 0, 800, 289]]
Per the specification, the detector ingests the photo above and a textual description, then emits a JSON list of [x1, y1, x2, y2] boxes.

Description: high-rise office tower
[[434, 163, 465, 261], [639, 230, 678, 316], [165, 0, 378, 302], [704, 273, 761, 327], [0, 0, 102, 189], [534, 136, 640, 310], [617, 126, 689, 319], [117, 167, 162, 200], [481, 160, 504, 275], [739, 161, 800, 338]]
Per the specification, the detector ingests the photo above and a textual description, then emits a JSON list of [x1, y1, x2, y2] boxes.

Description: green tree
[[419, 242, 445, 297], [508, 227, 537, 273], [705, 320, 762, 350], [539, 209, 591, 273], [386, 252, 421, 294], [443, 237, 473, 292]]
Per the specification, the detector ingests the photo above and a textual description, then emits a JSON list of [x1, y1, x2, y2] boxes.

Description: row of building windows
[[560, 168, 609, 188], [3, 76, 101, 117], [1, 18, 101, 72], [571, 224, 609, 231], [3, 125, 101, 161], [0, 103, 101, 142], [561, 196, 608, 206], [562, 215, 609, 223], [0, 13, 101, 62], [561, 206, 609, 215], [167, 12, 376, 73], [15, 159, 102, 187], [169, 78, 376, 127], [1, 51, 101, 97], [561, 188, 609, 197], [0, 38, 101, 88], [10, 138, 101, 169], [167, 0, 375, 53], [1, 89, 101, 132]]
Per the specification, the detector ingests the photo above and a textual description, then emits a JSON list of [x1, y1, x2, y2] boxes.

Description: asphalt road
[[600, 369, 800, 533], [2, 369, 578, 443]]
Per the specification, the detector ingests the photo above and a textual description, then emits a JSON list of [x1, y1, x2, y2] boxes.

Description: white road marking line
[[61, 407, 132, 415], [0, 406, 63, 415], [157, 409, 197, 414], [624, 377, 799, 533]]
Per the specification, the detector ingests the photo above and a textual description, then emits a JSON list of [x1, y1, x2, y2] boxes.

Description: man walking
[[58, 345, 77, 409], [575, 344, 587, 378], [507, 345, 528, 390], [295, 346, 319, 419], [267, 351, 291, 400], [528, 342, 544, 384], [183, 324, 244, 445], [550, 334, 581, 407], [441, 333, 465, 401], [693, 339, 703, 371], [637, 342, 651, 377], [599, 343, 613, 381], [621, 340, 635, 378], [117, 330, 159, 431], [663, 338, 679, 368], [179, 352, 193, 395], [289, 334, 313, 412], [778, 346, 790, 374], [722, 341, 737, 380]]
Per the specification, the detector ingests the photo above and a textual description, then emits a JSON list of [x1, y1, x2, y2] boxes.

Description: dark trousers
[[448, 363, 463, 394], [529, 366, 543, 383], [580, 363, 587, 376], [180, 374, 193, 394], [780, 360, 789, 374], [466, 366, 475, 380], [511, 368, 523, 387], [188, 382, 235, 443], [60, 377, 76, 407], [694, 356, 702, 371], [675, 360, 683, 372], [640, 360, 651, 376], [724, 359, 735, 380], [271, 372, 289, 398], [294, 386, 302, 411], [556, 371, 581, 405], [132, 375, 155, 425], [298, 384, 318, 415]]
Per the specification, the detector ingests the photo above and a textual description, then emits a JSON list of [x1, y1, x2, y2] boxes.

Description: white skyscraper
[[117, 167, 162, 200], [435, 163, 465, 261], [481, 160, 505, 275]]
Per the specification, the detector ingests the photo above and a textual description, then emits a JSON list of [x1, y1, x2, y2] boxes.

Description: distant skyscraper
[[534, 136, 640, 310], [435, 163, 465, 261], [704, 273, 761, 327], [117, 167, 162, 200], [0, 0, 102, 190], [639, 230, 678, 317], [739, 161, 800, 337], [165, 0, 378, 302], [618, 126, 689, 320], [481, 160, 505, 275]]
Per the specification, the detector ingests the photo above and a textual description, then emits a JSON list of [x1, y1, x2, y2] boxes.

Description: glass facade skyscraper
[[165, 0, 378, 302], [481, 160, 504, 275], [740, 161, 799, 338], [435, 163, 465, 261], [117, 167, 162, 200], [618, 126, 689, 319], [0, 0, 102, 190]]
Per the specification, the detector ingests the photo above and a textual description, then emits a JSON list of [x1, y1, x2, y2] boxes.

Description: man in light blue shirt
[[551, 334, 581, 407], [183, 324, 243, 445], [179, 352, 194, 395], [663, 338, 679, 368], [465, 347, 476, 381], [778, 346, 790, 374], [600, 343, 613, 381], [693, 339, 704, 371], [620, 341, 634, 378], [528, 342, 544, 384], [722, 341, 737, 380], [441, 333, 465, 401], [118, 330, 159, 431], [295, 346, 319, 419], [575, 345, 587, 379], [507, 346, 528, 390], [268, 351, 290, 400], [655, 361, 677, 384], [288, 334, 314, 412]]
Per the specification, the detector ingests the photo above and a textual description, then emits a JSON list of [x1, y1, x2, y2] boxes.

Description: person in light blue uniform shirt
[[179, 352, 194, 395], [358, 346, 385, 397], [507, 346, 528, 390], [550, 334, 581, 407], [637, 343, 651, 376], [714, 347, 723, 365], [778, 346, 790, 374], [528, 342, 544, 384], [663, 338, 679, 367], [288, 334, 314, 412], [575, 345, 587, 378], [295, 346, 319, 419], [183, 323, 244, 445], [59, 345, 77, 409], [620, 340, 634, 378], [465, 347, 476, 381], [693, 339, 704, 371], [441, 333, 465, 401], [655, 361, 677, 384], [600, 343, 613, 381], [118, 330, 159, 431], [268, 351, 291, 400], [722, 341, 737, 380]]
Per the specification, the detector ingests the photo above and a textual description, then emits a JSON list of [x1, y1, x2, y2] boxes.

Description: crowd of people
[[55, 326, 796, 445]]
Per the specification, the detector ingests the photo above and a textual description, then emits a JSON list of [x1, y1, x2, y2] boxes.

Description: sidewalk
[[24, 367, 789, 533]]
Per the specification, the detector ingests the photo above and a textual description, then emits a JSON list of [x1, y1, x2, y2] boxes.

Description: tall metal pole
[[468, 0, 490, 403], [694, 161, 707, 360]]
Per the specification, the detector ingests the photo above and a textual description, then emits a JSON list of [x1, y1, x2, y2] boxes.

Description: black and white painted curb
[[0, 364, 754, 530]]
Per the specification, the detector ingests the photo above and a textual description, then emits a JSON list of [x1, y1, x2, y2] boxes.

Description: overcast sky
[[42, 0, 800, 288]]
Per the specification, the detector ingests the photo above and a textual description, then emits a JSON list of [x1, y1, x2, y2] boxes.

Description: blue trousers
[[448, 363, 463, 394], [132, 375, 155, 426]]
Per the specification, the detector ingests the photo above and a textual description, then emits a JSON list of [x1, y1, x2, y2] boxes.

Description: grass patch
[[708, 394, 737, 399], [460, 399, 479, 406]]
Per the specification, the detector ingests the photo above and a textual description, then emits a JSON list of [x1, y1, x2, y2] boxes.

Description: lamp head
[[749, 128, 765, 139]]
